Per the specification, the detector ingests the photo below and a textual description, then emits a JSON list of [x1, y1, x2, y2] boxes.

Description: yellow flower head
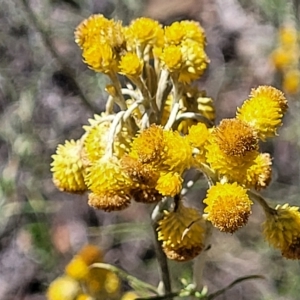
[[120, 155, 159, 187], [83, 115, 131, 162], [187, 123, 209, 149], [125, 17, 164, 49], [204, 182, 253, 233], [75, 14, 114, 49], [88, 192, 131, 211], [245, 153, 272, 190], [51, 139, 87, 193], [130, 125, 164, 164], [164, 20, 206, 46], [157, 200, 205, 261], [179, 39, 209, 83], [160, 45, 183, 72], [161, 130, 193, 173], [271, 47, 297, 70], [214, 118, 258, 156], [156, 172, 183, 197], [263, 204, 300, 259], [205, 136, 258, 184], [65, 256, 89, 281], [120, 155, 162, 203], [279, 26, 298, 46], [283, 69, 300, 94], [237, 86, 288, 140], [85, 156, 133, 196], [47, 276, 80, 300], [82, 42, 117, 73], [119, 52, 144, 77]]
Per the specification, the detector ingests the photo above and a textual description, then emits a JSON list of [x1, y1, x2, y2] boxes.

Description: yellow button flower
[[237, 86, 288, 141], [88, 192, 131, 211], [119, 52, 144, 77], [157, 200, 205, 261], [156, 172, 183, 197], [283, 69, 300, 94], [47, 276, 80, 300], [51, 139, 87, 194], [160, 45, 183, 72], [263, 204, 300, 259], [204, 182, 253, 233]]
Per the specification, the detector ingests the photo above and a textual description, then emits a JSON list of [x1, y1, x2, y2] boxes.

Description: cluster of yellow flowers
[[271, 25, 300, 94], [47, 245, 121, 300], [51, 14, 300, 272]]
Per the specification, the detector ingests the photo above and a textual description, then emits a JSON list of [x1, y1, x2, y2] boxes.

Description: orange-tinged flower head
[[156, 172, 183, 197], [204, 182, 253, 233], [130, 125, 164, 164], [119, 52, 144, 77], [77, 244, 103, 265], [85, 156, 134, 196], [237, 86, 288, 140], [205, 135, 259, 184], [263, 204, 300, 259], [157, 200, 205, 261], [120, 155, 159, 187], [51, 139, 87, 194], [88, 192, 131, 211], [47, 276, 80, 300], [214, 119, 258, 156], [125, 17, 164, 49], [245, 153, 272, 190]]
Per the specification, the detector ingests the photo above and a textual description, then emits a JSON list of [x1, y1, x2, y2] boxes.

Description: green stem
[[248, 190, 275, 216]]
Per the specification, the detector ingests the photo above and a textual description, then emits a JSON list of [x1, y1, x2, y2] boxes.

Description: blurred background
[[1, 0, 300, 299]]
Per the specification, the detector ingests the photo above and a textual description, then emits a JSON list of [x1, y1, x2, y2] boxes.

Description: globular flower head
[[65, 256, 89, 281], [75, 15, 125, 73], [164, 20, 206, 46], [204, 182, 253, 233], [160, 130, 193, 173], [86, 156, 133, 195], [159, 45, 183, 72], [125, 17, 164, 50], [157, 200, 205, 261], [214, 119, 258, 156], [119, 52, 144, 78], [83, 115, 132, 162], [179, 39, 209, 83], [155, 172, 183, 197], [51, 139, 87, 193], [205, 135, 259, 184], [88, 192, 131, 212], [130, 125, 164, 164], [263, 204, 300, 259], [47, 276, 81, 300], [237, 86, 288, 141]]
